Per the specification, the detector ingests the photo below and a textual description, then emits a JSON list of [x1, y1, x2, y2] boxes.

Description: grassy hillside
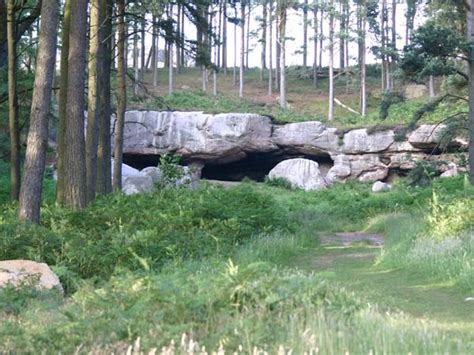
[[130, 66, 463, 128]]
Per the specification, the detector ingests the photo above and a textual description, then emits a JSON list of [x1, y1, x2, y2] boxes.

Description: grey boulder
[[268, 158, 327, 191]]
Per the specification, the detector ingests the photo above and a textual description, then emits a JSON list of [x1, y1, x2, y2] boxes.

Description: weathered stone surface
[[384, 152, 426, 170], [328, 154, 389, 182], [272, 122, 340, 156], [342, 129, 394, 154], [0, 260, 62, 293], [440, 165, 459, 178], [408, 124, 446, 149], [122, 111, 276, 163], [268, 158, 327, 191], [405, 84, 427, 99], [372, 181, 392, 193], [122, 175, 154, 195], [140, 167, 162, 184]]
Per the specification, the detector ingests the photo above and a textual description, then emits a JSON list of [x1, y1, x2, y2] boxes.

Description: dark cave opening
[[124, 152, 335, 182]]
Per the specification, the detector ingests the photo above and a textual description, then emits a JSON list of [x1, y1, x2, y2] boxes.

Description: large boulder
[[0, 260, 63, 293], [122, 175, 154, 195], [342, 128, 394, 154], [122, 111, 276, 163], [408, 124, 446, 149], [372, 181, 392, 193], [268, 158, 327, 191], [272, 122, 340, 156], [328, 154, 389, 182], [140, 166, 162, 184]]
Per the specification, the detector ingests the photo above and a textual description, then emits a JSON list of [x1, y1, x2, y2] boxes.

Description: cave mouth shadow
[[201, 153, 334, 182], [123, 152, 335, 182]]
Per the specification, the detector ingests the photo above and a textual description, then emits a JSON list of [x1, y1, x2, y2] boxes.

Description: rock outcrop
[[0, 260, 63, 293], [268, 158, 327, 191], [119, 111, 468, 183]]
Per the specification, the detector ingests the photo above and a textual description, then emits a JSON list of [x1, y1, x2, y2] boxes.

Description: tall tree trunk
[[168, 5, 174, 97], [233, 7, 237, 86], [86, 0, 103, 203], [381, 0, 387, 92], [177, 4, 181, 72], [217, 1, 222, 68], [133, 20, 139, 96], [303, 0, 308, 68], [152, 15, 159, 88], [7, 0, 20, 201], [328, 0, 335, 121], [319, 8, 323, 69], [18, 0, 59, 223], [56, 0, 72, 204], [141, 16, 146, 75], [260, 0, 267, 81], [467, 0, 474, 184], [339, 0, 346, 70], [245, 6, 251, 69], [268, 0, 273, 96], [222, 2, 227, 74], [279, 4, 286, 109], [405, 0, 418, 45], [97, 0, 113, 195], [239, 1, 245, 98], [181, 5, 185, 66], [275, 10, 280, 90], [359, 1, 367, 116], [63, 0, 89, 210], [113, 0, 126, 191], [313, 5, 318, 88]]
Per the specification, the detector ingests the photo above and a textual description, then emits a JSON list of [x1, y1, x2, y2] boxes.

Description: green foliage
[[379, 91, 405, 120], [0, 185, 285, 284], [264, 176, 293, 189], [157, 153, 185, 187], [405, 161, 439, 187]]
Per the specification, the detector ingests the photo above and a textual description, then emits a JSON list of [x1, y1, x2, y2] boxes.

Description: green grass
[[0, 168, 473, 352]]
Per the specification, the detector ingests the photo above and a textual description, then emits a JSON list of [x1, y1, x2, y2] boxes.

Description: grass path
[[289, 232, 474, 333]]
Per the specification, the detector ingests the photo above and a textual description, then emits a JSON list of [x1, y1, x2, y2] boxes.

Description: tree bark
[[86, 0, 103, 203], [275, 10, 280, 90], [279, 3, 286, 109], [233, 7, 237, 86], [113, 0, 127, 191], [313, 5, 318, 88], [152, 15, 158, 88], [133, 20, 139, 96], [303, 0, 308, 68], [359, 1, 367, 116], [168, 5, 174, 96], [56, 0, 72, 204], [96, 0, 113, 195], [260, 0, 267, 81], [467, 1, 474, 184], [7, 0, 20, 201], [319, 7, 323, 69], [328, 0, 335, 121], [245, 6, 250, 69], [222, 1, 227, 74], [268, 0, 273, 96], [18, 0, 59, 223], [239, 1, 245, 98], [63, 0, 89, 210]]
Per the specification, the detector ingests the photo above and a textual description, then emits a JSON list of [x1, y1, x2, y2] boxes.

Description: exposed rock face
[[328, 154, 389, 182], [0, 260, 63, 293], [273, 122, 340, 156], [405, 84, 428, 99], [122, 111, 276, 163], [268, 158, 327, 191], [118, 111, 468, 184], [342, 129, 394, 154]]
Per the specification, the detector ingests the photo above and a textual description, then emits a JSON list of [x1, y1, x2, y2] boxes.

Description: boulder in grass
[[122, 175, 154, 195], [371, 181, 392, 193], [0, 260, 63, 293], [268, 158, 327, 191]]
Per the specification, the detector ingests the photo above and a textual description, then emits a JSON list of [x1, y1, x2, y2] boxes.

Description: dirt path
[[291, 232, 474, 329]]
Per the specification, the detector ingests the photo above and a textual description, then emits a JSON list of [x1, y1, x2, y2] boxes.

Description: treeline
[[1, 0, 473, 224]]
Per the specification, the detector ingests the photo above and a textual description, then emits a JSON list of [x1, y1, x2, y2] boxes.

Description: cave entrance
[[201, 153, 334, 182]]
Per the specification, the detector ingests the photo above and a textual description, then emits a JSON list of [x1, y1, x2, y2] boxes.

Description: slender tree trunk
[[217, 1, 222, 68], [268, 0, 273, 96], [468, 1, 474, 184], [133, 21, 139, 96], [275, 10, 280, 90], [279, 4, 286, 109], [260, 0, 267, 81], [429, 75, 435, 97], [245, 6, 250, 69], [233, 7, 237, 86], [303, 0, 308, 68], [239, 2, 245, 98], [328, 0, 335, 121], [181, 5, 185, 66], [213, 69, 217, 96], [97, 0, 113, 195], [222, 2, 227, 74], [313, 5, 318, 88], [7, 0, 20, 201], [381, 0, 387, 92], [152, 16, 159, 88], [86, 0, 102, 203], [202, 66, 207, 91], [339, 0, 345, 71], [18, 0, 60, 223], [56, 0, 72, 204], [113, 0, 126, 191], [319, 8, 323, 69], [63, 0, 89, 210], [359, 1, 367, 116], [168, 5, 174, 97], [177, 4, 181, 72], [141, 16, 145, 75]]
